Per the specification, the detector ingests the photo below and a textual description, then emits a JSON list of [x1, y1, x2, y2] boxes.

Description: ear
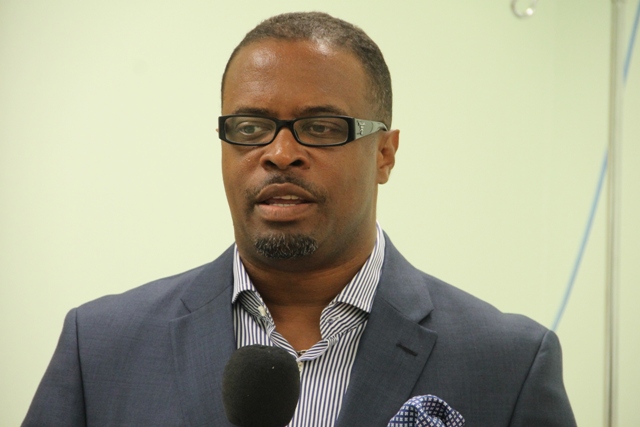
[[376, 129, 399, 184]]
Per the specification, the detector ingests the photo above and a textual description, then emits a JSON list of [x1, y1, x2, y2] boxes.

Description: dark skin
[[221, 39, 399, 352], [244, 247, 376, 350]]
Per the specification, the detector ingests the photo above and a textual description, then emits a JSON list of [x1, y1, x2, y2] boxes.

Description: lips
[[253, 183, 318, 221], [263, 195, 307, 207], [255, 183, 317, 206]]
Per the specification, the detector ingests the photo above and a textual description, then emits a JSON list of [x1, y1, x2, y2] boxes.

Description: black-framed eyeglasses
[[218, 115, 388, 147]]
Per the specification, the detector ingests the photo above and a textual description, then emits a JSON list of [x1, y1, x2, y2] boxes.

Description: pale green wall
[[1, 1, 638, 426]]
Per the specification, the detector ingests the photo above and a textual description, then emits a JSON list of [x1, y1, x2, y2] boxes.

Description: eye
[[307, 124, 333, 134], [235, 121, 268, 135], [298, 118, 347, 139], [225, 117, 275, 142]]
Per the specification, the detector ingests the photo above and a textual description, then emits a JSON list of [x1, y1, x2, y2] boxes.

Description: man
[[23, 12, 576, 427]]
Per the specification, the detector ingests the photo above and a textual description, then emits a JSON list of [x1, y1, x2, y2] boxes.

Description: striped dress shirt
[[232, 224, 386, 427]]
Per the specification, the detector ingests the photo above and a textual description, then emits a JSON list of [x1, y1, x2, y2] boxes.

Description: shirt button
[[297, 361, 303, 372], [258, 306, 267, 317]]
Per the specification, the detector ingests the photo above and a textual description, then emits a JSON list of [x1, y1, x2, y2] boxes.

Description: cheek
[[332, 158, 378, 208], [221, 149, 247, 206], [221, 153, 234, 196], [221, 145, 255, 184], [221, 146, 266, 218]]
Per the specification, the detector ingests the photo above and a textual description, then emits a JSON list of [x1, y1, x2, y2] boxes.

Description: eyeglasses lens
[[224, 117, 276, 145], [223, 117, 349, 146], [294, 117, 349, 145]]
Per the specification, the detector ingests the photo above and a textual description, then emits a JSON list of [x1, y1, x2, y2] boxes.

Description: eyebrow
[[229, 107, 273, 116], [296, 105, 348, 117], [230, 105, 349, 118]]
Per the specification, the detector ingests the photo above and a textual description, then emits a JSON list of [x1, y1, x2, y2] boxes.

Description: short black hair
[[221, 12, 393, 127]]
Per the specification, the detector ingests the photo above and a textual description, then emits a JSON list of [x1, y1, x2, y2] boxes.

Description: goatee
[[254, 233, 318, 259]]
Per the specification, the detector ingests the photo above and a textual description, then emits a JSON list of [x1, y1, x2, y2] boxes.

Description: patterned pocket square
[[387, 395, 465, 427]]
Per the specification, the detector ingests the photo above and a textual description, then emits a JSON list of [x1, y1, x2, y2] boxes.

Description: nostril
[[260, 134, 309, 170], [263, 158, 305, 169]]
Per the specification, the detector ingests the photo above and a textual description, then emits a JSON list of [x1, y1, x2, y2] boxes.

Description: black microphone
[[222, 345, 301, 427]]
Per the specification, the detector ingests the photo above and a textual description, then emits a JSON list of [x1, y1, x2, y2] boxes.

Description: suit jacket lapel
[[170, 248, 237, 427], [168, 240, 436, 427], [336, 237, 438, 427]]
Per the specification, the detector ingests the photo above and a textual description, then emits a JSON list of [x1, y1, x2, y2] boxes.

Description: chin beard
[[254, 233, 319, 259]]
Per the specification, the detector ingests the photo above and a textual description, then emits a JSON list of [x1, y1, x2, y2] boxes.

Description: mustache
[[246, 174, 326, 203]]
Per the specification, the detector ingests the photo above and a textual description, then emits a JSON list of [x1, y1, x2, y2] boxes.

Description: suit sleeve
[[509, 330, 576, 427], [22, 309, 87, 427]]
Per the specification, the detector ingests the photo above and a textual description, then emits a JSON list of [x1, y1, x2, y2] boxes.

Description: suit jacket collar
[[170, 238, 437, 427], [170, 246, 237, 427], [335, 235, 438, 427]]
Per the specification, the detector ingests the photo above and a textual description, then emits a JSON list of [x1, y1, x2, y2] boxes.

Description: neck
[[238, 234, 376, 352], [241, 248, 372, 307]]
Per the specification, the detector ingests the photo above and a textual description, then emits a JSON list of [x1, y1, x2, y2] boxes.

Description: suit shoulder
[[75, 247, 233, 324], [381, 238, 548, 343], [419, 271, 550, 352], [78, 264, 202, 315]]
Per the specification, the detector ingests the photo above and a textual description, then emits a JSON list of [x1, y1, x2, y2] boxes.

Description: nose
[[259, 127, 310, 171]]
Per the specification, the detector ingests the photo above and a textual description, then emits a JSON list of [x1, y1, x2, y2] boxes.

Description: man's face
[[221, 39, 397, 271]]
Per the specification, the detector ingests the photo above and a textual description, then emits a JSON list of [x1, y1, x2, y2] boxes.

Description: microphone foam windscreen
[[222, 345, 301, 427]]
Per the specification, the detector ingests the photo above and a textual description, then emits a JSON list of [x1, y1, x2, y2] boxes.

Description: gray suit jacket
[[23, 238, 576, 426]]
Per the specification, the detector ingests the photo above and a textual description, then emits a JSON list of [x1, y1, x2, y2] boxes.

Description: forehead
[[222, 39, 371, 118]]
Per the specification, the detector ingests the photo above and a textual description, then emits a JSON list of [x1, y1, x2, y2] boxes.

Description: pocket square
[[387, 395, 465, 427]]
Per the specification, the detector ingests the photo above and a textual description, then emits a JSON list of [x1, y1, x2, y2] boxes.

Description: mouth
[[253, 183, 318, 221], [261, 194, 309, 207], [255, 183, 317, 205]]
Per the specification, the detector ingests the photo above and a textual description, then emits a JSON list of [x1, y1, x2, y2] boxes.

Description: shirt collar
[[232, 223, 386, 314]]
